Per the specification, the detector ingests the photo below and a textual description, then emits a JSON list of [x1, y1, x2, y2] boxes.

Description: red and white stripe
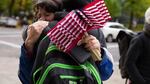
[[47, 11, 87, 52], [47, 0, 111, 53], [81, 0, 111, 27]]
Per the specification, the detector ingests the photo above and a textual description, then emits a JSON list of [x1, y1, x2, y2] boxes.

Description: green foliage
[[133, 24, 144, 32], [105, 0, 122, 18], [121, 0, 150, 29], [13, 0, 32, 15], [0, 0, 9, 14], [0, 0, 32, 16], [124, 23, 143, 32], [0, 0, 150, 23], [123, 0, 150, 18]]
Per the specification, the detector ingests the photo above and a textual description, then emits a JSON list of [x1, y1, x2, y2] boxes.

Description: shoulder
[[130, 32, 144, 46], [131, 32, 143, 41]]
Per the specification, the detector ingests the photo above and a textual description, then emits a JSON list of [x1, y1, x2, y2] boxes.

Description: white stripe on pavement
[[0, 32, 21, 34], [0, 40, 20, 48], [0, 35, 20, 37]]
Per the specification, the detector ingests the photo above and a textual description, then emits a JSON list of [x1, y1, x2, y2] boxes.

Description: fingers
[[77, 35, 95, 45], [83, 35, 96, 43], [85, 38, 100, 50], [78, 35, 101, 51], [25, 21, 49, 51], [27, 21, 49, 37], [31, 21, 49, 30]]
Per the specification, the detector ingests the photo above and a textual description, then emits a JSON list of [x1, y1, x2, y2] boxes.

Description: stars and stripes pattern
[[47, 0, 111, 53], [47, 11, 88, 52], [82, 0, 111, 27]]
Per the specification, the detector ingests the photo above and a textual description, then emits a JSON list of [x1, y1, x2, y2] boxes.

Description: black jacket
[[126, 31, 150, 84]]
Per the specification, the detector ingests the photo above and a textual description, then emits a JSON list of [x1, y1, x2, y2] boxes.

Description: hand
[[78, 34, 101, 52], [78, 34, 101, 61], [25, 21, 49, 52]]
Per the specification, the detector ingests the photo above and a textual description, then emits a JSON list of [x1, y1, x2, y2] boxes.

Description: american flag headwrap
[[81, 0, 111, 27], [47, 11, 88, 52], [47, 0, 111, 53]]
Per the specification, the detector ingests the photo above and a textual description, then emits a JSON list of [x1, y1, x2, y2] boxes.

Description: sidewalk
[[0, 57, 21, 84], [103, 65, 125, 84], [0, 56, 125, 84]]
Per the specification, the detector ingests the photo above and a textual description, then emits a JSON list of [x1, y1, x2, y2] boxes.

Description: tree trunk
[[8, 0, 15, 16], [129, 11, 134, 29]]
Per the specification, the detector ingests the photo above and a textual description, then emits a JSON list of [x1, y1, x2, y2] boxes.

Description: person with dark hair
[[18, 0, 64, 84], [126, 7, 150, 84]]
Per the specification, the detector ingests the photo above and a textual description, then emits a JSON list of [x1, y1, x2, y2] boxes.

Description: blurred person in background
[[126, 7, 150, 84]]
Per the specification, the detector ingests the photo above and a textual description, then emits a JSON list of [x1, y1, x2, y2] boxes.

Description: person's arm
[[98, 29, 107, 48], [24, 21, 49, 53], [19, 21, 49, 83], [95, 47, 114, 81], [79, 34, 101, 61], [24, 21, 48, 56], [18, 44, 35, 84], [126, 37, 146, 84], [90, 29, 113, 80]]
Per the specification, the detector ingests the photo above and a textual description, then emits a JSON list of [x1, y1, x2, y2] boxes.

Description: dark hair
[[33, 0, 63, 20], [35, 2, 58, 13], [34, 1, 60, 12], [63, 0, 90, 11], [34, 0, 63, 12]]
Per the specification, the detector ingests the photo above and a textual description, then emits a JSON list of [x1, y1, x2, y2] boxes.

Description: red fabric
[[47, 11, 86, 53], [83, 0, 111, 27], [47, 0, 111, 53]]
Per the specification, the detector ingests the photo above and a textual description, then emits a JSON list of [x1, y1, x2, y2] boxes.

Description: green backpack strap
[[45, 44, 59, 56], [81, 61, 102, 84], [34, 44, 58, 84], [41, 35, 59, 56], [36, 39, 101, 84]]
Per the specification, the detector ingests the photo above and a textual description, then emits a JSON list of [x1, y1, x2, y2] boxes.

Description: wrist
[[25, 39, 34, 52]]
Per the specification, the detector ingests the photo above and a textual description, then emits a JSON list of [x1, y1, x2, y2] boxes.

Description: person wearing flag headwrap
[[19, 0, 91, 83], [19, 0, 113, 84], [126, 7, 150, 84]]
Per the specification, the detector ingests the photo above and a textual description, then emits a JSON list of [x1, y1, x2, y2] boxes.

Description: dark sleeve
[[88, 28, 107, 48], [126, 37, 146, 84], [98, 29, 107, 48], [22, 26, 28, 41], [18, 44, 34, 84]]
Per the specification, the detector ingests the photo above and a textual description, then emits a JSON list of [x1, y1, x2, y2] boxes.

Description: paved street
[[0, 27, 22, 84], [0, 27, 125, 84]]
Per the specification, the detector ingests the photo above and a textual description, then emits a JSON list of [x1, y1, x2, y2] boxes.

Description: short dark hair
[[35, 2, 58, 13], [33, 0, 63, 20], [34, 0, 63, 12]]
